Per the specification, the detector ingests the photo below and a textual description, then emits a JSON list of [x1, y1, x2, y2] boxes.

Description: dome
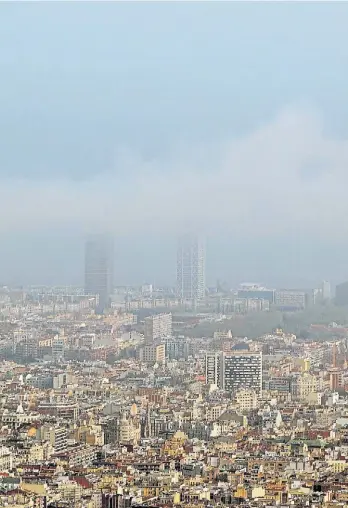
[[232, 342, 250, 351]]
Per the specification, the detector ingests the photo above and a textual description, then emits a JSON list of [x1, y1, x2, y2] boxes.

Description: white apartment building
[[144, 313, 172, 341], [52, 336, 65, 362], [205, 352, 221, 386], [275, 290, 306, 310]]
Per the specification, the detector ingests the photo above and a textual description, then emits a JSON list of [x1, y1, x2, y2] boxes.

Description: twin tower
[[84, 233, 206, 312]]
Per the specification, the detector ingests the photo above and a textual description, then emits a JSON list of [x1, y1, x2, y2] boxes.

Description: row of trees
[[189, 303, 348, 340]]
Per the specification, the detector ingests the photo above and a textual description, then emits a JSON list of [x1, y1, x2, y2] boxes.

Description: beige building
[[58, 481, 83, 502], [292, 372, 323, 400], [72, 422, 104, 446], [138, 342, 165, 364], [205, 404, 227, 421], [36, 424, 68, 452], [119, 413, 141, 445], [236, 389, 258, 411], [0, 446, 13, 471]]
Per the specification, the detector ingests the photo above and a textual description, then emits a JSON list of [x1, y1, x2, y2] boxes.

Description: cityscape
[[1, 233, 348, 507], [2, 1, 348, 508]]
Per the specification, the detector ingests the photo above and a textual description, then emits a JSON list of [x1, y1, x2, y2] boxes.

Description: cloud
[[1, 106, 348, 240]]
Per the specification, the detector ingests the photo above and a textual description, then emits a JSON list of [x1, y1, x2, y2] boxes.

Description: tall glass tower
[[176, 234, 205, 301]]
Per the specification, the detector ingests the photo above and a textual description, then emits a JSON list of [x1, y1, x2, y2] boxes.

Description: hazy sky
[[1, 2, 348, 288]]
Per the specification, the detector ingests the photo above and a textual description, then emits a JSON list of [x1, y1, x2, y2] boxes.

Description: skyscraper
[[84, 234, 114, 313], [205, 352, 221, 386], [321, 280, 331, 301], [176, 234, 205, 300]]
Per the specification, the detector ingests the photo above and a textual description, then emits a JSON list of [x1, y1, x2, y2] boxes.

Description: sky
[[0, 2, 348, 288]]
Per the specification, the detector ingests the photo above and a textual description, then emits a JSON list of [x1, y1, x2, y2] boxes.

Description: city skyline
[[2, 3, 348, 506], [0, 231, 338, 292]]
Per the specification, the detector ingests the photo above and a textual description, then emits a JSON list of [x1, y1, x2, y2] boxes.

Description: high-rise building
[[221, 350, 262, 394], [177, 234, 205, 301], [144, 313, 172, 341], [205, 352, 221, 386], [321, 280, 331, 301], [84, 234, 114, 313], [205, 349, 262, 394]]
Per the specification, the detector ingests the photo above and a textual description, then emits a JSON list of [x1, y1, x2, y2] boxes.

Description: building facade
[[221, 351, 263, 394], [138, 343, 166, 365], [52, 336, 65, 363], [144, 313, 172, 341], [237, 284, 275, 303], [205, 350, 262, 394], [205, 352, 221, 386], [274, 290, 306, 310]]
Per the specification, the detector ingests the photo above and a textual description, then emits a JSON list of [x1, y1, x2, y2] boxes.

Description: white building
[[144, 313, 172, 341], [322, 280, 331, 300], [275, 290, 306, 310], [52, 336, 65, 362], [205, 352, 221, 386]]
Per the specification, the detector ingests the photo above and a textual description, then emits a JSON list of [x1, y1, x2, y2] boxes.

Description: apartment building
[[144, 313, 172, 341], [205, 352, 221, 386], [205, 350, 262, 394], [138, 343, 166, 365], [275, 290, 306, 310]]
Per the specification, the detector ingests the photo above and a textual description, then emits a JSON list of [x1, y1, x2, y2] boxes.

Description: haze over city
[[1, 2, 348, 287], [4, 4, 348, 507]]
